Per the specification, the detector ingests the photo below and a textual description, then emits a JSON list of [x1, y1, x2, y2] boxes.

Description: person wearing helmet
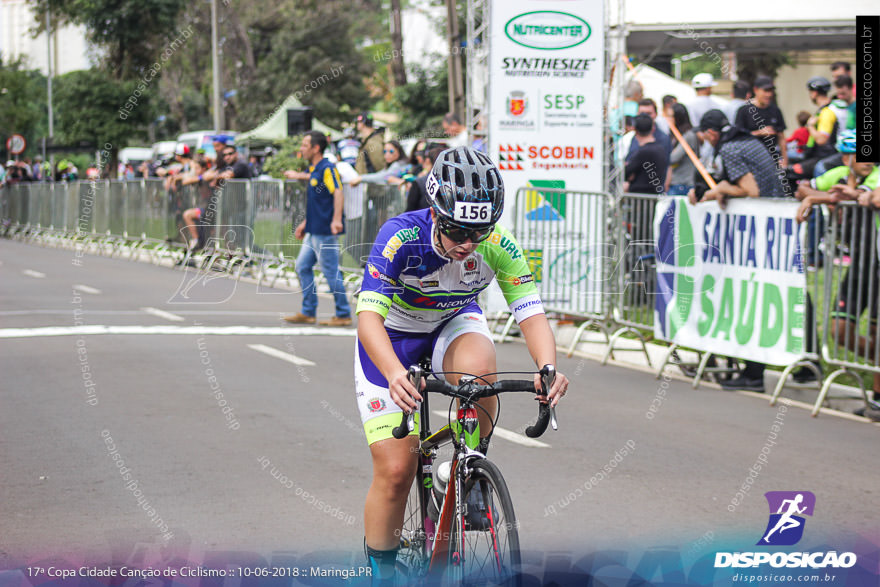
[[354, 147, 569, 584], [788, 77, 840, 181]]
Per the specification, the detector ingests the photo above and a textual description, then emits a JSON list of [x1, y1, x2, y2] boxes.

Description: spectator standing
[[406, 146, 444, 211], [442, 112, 468, 147], [831, 75, 856, 132], [408, 140, 427, 173], [352, 141, 409, 185], [355, 112, 385, 175], [283, 131, 352, 327], [660, 95, 677, 134], [686, 73, 722, 134], [689, 109, 787, 392], [787, 111, 812, 162], [337, 127, 361, 167], [624, 114, 668, 194], [724, 79, 751, 124], [667, 104, 698, 195], [830, 61, 852, 84], [735, 75, 788, 168], [627, 98, 672, 160]]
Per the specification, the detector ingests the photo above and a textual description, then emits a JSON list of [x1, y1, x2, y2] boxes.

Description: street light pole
[[211, 0, 224, 132], [46, 10, 54, 169]]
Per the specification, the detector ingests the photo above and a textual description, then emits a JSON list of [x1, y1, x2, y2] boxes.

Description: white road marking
[[247, 344, 316, 366], [432, 410, 550, 448], [140, 307, 185, 322], [22, 270, 46, 278], [0, 325, 357, 338], [73, 284, 102, 294]]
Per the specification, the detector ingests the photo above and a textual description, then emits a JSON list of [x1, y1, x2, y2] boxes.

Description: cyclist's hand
[[534, 369, 570, 408], [388, 369, 424, 412]]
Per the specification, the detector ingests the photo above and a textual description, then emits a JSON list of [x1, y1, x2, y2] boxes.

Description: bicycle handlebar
[[391, 365, 559, 440]]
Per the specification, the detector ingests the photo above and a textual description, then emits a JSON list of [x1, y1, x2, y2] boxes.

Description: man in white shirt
[[687, 73, 722, 132], [442, 112, 469, 148]]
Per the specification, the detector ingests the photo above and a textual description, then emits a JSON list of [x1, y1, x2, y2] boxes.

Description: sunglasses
[[383, 149, 397, 154], [437, 218, 494, 243]]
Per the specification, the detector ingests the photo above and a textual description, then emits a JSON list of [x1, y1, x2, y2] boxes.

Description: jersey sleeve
[[811, 166, 848, 191], [322, 165, 340, 195], [816, 107, 837, 136], [478, 225, 545, 323], [355, 218, 411, 318]]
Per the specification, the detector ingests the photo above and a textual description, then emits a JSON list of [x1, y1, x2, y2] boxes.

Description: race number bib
[[426, 174, 440, 200], [453, 202, 491, 223]]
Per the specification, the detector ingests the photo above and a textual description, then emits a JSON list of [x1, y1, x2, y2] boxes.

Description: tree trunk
[[389, 0, 407, 87]]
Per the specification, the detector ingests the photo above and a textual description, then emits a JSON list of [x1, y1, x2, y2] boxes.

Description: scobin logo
[[758, 491, 815, 546], [715, 491, 857, 570]]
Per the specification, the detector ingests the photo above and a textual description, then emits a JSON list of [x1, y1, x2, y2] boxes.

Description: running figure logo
[[757, 491, 816, 546]]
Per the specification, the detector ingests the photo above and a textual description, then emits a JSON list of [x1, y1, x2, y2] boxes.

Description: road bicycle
[[391, 363, 558, 585]]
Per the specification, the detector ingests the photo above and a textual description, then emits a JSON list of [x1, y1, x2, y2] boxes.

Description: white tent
[[237, 95, 342, 145], [626, 63, 729, 113]]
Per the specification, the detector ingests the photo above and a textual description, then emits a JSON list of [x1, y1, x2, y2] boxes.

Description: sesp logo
[[758, 491, 816, 546]]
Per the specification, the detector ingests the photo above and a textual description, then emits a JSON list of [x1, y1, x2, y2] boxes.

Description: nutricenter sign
[[504, 11, 591, 50]]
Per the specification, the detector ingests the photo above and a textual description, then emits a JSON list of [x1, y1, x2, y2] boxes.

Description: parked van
[[151, 141, 177, 165]]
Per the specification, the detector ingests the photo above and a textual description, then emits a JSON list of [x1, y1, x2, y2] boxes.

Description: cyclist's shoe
[[464, 488, 491, 531]]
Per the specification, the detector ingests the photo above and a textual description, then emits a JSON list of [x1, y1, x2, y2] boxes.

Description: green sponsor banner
[[654, 197, 807, 366]]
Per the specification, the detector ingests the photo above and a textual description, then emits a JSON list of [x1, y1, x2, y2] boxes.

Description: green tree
[[261, 136, 306, 179], [392, 63, 448, 138], [0, 58, 48, 159], [54, 70, 155, 170], [32, 0, 188, 79]]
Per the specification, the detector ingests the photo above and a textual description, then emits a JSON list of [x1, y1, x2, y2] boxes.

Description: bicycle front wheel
[[449, 458, 521, 586], [398, 459, 429, 580]]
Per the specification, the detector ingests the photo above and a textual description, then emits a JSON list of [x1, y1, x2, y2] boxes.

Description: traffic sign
[[6, 134, 26, 155]]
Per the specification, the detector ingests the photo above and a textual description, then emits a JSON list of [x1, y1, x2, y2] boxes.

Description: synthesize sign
[[504, 11, 591, 50]]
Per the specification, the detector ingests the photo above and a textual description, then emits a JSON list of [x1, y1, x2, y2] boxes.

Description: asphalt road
[[1, 239, 878, 581]]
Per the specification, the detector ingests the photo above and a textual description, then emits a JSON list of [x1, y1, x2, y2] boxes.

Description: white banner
[[487, 0, 606, 315], [654, 197, 807, 367]]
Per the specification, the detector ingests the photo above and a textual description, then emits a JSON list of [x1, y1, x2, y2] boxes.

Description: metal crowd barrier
[[798, 201, 880, 415], [510, 186, 614, 347], [0, 178, 407, 288], [607, 193, 660, 366]]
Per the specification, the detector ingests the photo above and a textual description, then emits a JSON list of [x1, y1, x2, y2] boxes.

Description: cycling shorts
[[355, 304, 492, 445]]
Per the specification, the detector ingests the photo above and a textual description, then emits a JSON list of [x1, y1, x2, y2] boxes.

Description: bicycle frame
[[411, 396, 486, 574]]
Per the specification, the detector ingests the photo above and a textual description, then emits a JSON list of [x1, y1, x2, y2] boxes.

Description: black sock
[[366, 544, 398, 581]]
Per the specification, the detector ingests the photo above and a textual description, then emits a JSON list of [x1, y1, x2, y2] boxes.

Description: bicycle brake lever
[[392, 365, 423, 439], [550, 406, 558, 430]]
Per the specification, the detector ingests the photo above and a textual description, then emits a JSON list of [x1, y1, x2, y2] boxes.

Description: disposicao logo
[[714, 491, 857, 570], [505, 11, 591, 50], [758, 491, 815, 546]]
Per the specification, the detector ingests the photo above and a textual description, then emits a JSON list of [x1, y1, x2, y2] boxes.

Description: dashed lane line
[[22, 270, 46, 278], [247, 344, 316, 366], [73, 284, 102, 294], [141, 307, 186, 322]]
